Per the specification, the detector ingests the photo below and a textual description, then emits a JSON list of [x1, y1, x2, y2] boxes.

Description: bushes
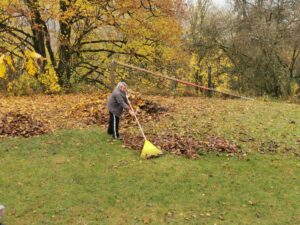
[[0, 51, 61, 95]]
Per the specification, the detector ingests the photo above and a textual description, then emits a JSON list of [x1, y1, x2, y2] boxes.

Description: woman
[[0, 205, 4, 225], [107, 82, 134, 139]]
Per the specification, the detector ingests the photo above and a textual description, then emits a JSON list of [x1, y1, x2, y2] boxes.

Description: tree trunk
[[57, 0, 72, 87], [24, 0, 47, 72]]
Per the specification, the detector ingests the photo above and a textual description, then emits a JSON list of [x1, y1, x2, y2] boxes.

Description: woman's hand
[[129, 109, 135, 116]]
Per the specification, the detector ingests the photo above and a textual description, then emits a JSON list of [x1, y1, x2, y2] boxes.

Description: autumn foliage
[[0, 92, 242, 158], [0, 0, 299, 98], [0, 0, 186, 94]]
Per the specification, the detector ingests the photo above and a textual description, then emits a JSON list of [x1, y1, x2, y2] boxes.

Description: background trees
[[187, 0, 300, 98], [0, 0, 299, 99], [0, 0, 186, 93], [228, 0, 300, 97]]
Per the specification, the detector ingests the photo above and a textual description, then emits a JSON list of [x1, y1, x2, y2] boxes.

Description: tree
[[0, 0, 187, 92], [187, 0, 234, 93], [226, 0, 300, 97]]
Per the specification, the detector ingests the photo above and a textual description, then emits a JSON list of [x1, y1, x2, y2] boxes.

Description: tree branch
[[79, 48, 149, 59], [0, 30, 34, 47], [80, 39, 127, 46], [0, 23, 33, 39]]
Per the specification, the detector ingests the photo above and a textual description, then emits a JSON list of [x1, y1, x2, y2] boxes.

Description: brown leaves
[[0, 93, 242, 158], [0, 112, 51, 138], [203, 135, 241, 154], [122, 134, 240, 159], [138, 99, 168, 114], [260, 140, 280, 153], [70, 92, 169, 127], [70, 95, 109, 126], [0, 93, 168, 137]]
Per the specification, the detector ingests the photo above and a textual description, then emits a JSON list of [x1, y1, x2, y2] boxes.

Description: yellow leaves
[[124, 39, 155, 58], [7, 66, 61, 95], [4, 56, 15, 72], [4, 49, 61, 95], [0, 63, 6, 79], [7, 73, 39, 95], [0, 0, 10, 7], [189, 53, 199, 71], [0, 55, 5, 64], [6, 81, 13, 92], [25, 59, 38, 76], [189, 50, 234, 90], [25, 50, 42, 59], [0, 54, 16, 78], [24, 50, 42, 76], [74, 0, 94, 14], [58, 0, 95, 21], [291, 81, 299, 96], [0, 55, 6, 78], [38, 65, 61, 94], [215, 73, 230, 92]]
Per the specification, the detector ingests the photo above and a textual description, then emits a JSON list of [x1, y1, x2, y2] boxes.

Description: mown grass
[[143, 97, 300, 154], [0, 127, 299, 225]]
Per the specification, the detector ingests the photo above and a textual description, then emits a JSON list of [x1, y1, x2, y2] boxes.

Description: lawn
[[0, 127, 299, 225], [143, 96, 300, 155]]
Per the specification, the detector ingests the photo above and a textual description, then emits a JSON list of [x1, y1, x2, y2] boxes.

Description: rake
[[126, 95, 163, 159]]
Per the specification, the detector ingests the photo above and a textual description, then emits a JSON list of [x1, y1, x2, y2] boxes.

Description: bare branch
[[80, 39, 127, 46]]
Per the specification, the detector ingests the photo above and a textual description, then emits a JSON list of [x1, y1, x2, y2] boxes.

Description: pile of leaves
[[122, 134, 241, 159], [70, 101, 109, 126], [203, 135, 241, 153], [0, 112, 51, 138], [138, 99, 168, 114], [70, 92, 169, 127]]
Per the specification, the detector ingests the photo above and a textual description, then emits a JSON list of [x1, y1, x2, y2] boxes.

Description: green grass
[[143, 97, 300, 154], [0, 127, 299, 225]]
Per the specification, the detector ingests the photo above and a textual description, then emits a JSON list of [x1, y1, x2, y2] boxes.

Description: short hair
[[116, 82, 127, 89]]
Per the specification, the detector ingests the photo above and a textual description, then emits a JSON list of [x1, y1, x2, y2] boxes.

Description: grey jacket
[[107, 88, 129, 117]]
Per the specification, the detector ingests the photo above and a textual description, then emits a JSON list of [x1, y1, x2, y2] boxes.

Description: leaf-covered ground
[[0, 93, 299, 157], [142, 96, 300, 156]]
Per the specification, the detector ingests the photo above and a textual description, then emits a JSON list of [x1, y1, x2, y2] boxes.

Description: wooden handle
[[126, 96, 147, 141]]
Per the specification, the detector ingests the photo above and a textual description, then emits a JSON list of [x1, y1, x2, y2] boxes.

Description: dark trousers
[[107, 112, 120, 138]]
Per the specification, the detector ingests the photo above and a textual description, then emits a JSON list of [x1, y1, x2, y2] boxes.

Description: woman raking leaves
[[107, 82, 134, 139]]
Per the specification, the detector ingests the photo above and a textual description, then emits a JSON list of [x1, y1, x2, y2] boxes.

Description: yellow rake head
[[141, 140, 163, 159]]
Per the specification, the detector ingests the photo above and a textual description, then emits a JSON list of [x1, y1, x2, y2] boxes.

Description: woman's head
[[0, 205, 4, 220], [116, 82, 127, 92]]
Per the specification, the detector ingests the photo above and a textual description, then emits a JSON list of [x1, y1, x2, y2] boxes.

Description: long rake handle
[[115, 61, 253, 100], [126, 96, 147, 141]]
